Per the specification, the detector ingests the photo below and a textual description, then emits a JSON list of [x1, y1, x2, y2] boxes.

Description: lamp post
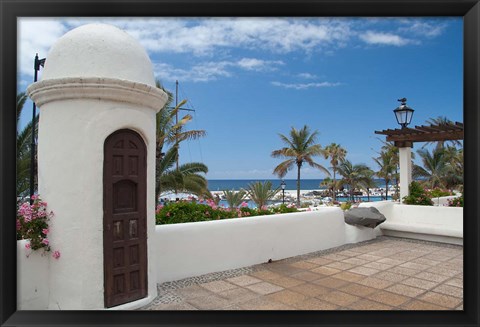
[[281, 180, 286, 204], [393, 98, 414, 129], [29, 53, 46, 204]]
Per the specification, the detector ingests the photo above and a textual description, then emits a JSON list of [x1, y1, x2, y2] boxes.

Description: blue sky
[[17, 17, 463, 179]]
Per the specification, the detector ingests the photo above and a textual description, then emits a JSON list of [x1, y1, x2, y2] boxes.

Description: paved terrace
[[142, 236, 463, 311]]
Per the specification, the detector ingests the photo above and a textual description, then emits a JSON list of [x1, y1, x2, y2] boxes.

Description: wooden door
[[103, 129, 147, 308]]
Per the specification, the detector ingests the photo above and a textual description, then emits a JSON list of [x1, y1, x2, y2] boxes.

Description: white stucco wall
[[154, 208, 375, 284], [17, 240, 50, 310], [359, 201, 463, 245]]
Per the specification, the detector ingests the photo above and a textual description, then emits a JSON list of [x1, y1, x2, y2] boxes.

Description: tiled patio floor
[[142, 236, 463, 311]]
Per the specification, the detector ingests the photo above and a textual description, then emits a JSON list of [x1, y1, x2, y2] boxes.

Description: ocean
[[207, 179, 390, 191]]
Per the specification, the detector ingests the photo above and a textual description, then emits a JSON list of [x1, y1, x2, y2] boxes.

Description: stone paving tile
[[399, 262, 431, 271], [325, 261, 357, 271], [355, 277, 395, 290], [250, 269, 284, 281], [336, 250, 360, 258], [200, 280, 237, 293], [425, 266, 461, 277], [410, 257, 442, 266], [418, 292, 463, 308], [150, 302, 199, 310], [415, 271, 450, 283], [290, 260, 319, 270], [226, 275, 263, 287], [400, 277, 439, 290], [386, 284, 426, 298], [387, 266, 421, 277], [347, 266, 380, 276], [376, 257, 404, 266], [342, 257, 369, 265], [269, 276, 305, 288], [313, 276, 351, 289], [266, 263, 304, 275], [356, 254, 382, 262], [176, 284, 214, 299], [245, 282, 284, 295], [339, 283, 377, 297], [347, 299, 393, 310], [317, 291, 360, 307], [238, 297, 294, 310], [289, 283, 331, 297], [332, 271, 365, 283], [311, 266, 342, 276], [305, 257, 333, 266], [219, 304, 243, 310], [445, 278, 463, 288], [217, 287, 259, 304], [401, 300, 448, 310], [186, 294, 232, 310], [431, 284, 463, 298], [321, 253, 350, 261], [290, 271, 325, 282], [266, 289, 308, 305], [373, 271, 409, 283], [366, 290, 410, 307], [363, 262, 393, 271], [293, 298, 339, 310]]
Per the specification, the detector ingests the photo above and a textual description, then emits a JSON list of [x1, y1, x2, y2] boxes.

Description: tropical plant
[[423, 116, 463, 149], [156, 146, 209, 198], [402, 181, 433, 206], [447, 195, 463, 207], [245, 181, 280, 209], [223, 189, 247, 208], [336, 160, 371, 201], [155, 80, 207, 200], [272, 125, 330, 207], [358, 168, 377, 202], [373, 149, 396, 200], [16, 92, 38, 198], [323, 143, 347, 201], [413, 147, 449, 189]]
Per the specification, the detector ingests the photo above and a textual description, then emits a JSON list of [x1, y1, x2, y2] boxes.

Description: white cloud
[[297, 73, 317, 79], [237, 58, 284, 71], [271, 81, 342, 90], [359, 31, 414, 46], [398, 20, 447, 38]]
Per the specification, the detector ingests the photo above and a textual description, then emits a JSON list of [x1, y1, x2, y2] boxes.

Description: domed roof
[[41, 23, 156, 86]]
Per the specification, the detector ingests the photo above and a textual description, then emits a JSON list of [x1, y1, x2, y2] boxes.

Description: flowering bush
[[402, 182, 433, 206], [427, 188, 453, 198], [447, 195, 463, 207], [17, 195, 60, 258], [155, 200, 298, 225]]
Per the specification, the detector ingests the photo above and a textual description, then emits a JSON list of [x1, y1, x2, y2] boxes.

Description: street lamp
[[393, 98, 414, 129], [281, 180, 286, 204], [29, 53, 46, 204]]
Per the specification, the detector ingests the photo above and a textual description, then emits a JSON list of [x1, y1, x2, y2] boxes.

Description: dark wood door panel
[[104, 129, 148, 308]]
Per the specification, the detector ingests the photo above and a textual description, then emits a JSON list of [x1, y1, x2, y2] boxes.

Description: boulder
[[344, 207, 386, 228]]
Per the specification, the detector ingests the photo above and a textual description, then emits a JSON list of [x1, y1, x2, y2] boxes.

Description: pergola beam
[[386, 130, 464, 142]]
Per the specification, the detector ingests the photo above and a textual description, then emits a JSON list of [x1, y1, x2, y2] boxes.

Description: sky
[[17, 17, 463, 179]]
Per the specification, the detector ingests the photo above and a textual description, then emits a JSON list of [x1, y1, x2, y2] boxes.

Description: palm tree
[[16, 92, 38, 198], [320, 177, 343, 198], [323, 143, 347, 201], [156, 146, 209, 198], [378, 141, 400, 199], [155, 80, 207, 200], [223, 189, 246, 209], [245, 181, 280, 209], [373, 149, 396, 200], [271, 125, 330, 207], [337, 160, 371, 202], [413, 147, 449, 189], [358, 168, 377, 202], [423, 116, 463, 149]]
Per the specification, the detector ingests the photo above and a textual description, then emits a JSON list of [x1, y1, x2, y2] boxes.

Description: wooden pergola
[[374, 122, 464, 202]]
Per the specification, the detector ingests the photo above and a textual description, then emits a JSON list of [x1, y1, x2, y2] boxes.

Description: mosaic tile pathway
[[141, 236, 463, 311]]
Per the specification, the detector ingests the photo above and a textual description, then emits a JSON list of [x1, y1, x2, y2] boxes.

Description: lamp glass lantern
[[393, 99, 414, 129], [280, 180, 286, 190]]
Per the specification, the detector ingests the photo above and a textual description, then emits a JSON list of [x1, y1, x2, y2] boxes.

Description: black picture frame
[[1, 1, 478, 326]]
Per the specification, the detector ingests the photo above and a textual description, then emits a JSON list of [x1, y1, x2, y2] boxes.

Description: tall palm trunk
[[296, 162, 302, 207], [385, 181, 389, 200], [332, 169, 337, 201]]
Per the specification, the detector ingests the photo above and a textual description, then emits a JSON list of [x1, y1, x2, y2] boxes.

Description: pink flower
[[31, 194, 38, 201], [16, 220, 21, 231], [241, 202, 248, 208], [25, 242, 31, 250], [42, 228, 49, 235], [52, 251, 61, 259], [42, 239, 49, 245], [166, 212, 170, 217]]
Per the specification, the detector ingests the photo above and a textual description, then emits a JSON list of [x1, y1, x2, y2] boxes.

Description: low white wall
[[359, 201, 463, 245], [17, 240, 50, 310], [432, 195, 459, 206], [155, 208, 364, 283]]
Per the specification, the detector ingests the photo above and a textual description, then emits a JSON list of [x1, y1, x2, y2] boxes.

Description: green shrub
[[448, 195, 463, 207], [340, 201, 352, 211], [155, 201, 299, 225], [402, 181, 433, 206], [427, 188, 452, 198]]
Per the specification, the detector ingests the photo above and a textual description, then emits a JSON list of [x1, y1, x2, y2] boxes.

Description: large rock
[[344, 207, 386, 228]]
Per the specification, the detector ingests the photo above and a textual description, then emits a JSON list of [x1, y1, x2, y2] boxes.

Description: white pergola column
[[398, 146, 413, 203]]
